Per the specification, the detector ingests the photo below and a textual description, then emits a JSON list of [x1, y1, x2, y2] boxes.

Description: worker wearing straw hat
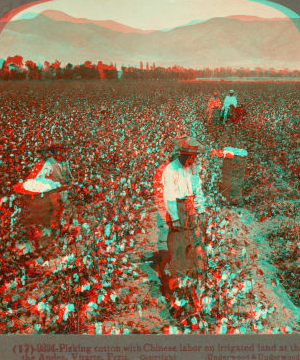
[[161, 137, 207, 284]]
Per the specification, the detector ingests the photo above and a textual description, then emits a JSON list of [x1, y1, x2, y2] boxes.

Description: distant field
[[181, 77, 300, 83]]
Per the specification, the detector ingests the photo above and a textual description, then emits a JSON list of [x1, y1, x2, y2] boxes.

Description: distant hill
[[41, 10, 154, 34], [158, 19, 208, 32], [1, 13, 300, 69], [225, 15, 290, 21]]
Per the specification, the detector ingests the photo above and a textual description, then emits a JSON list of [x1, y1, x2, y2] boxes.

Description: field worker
[[221, 90, 237, 124], [14, 142, 73, 249], [161, 137, 207, 284], [152, 139, 179, 292], [205, 92, 221, 126]]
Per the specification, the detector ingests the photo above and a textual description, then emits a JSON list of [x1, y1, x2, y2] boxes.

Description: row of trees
[[121, 64, 300, 81], [0, 56, 118, 81], [125, 61, 300, 79], [120, 64, 196, 81], [196, 66, 300, 79], [1, 56, 300, 81]]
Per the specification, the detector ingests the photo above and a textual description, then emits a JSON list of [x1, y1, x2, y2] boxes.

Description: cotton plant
[[1, 83, 299, 334], [0, 195, 144, 334], [164, 202, 278, 334]]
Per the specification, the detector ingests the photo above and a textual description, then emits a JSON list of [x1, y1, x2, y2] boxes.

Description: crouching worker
[[161, 137, 208, 285], [47, 143, 74, 231], [14, 142, 74, 251]]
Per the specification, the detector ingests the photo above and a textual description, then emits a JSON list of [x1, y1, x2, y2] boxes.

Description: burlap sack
[[219, 154, 247, 205]]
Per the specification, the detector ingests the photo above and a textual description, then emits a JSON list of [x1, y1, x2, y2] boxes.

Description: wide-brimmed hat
[[229, 90, 234, 94], [174, 137, 203, 154], [213, 92, 218, 95]]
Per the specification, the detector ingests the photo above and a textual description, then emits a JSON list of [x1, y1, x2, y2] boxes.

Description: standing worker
[[152, 139, 179, 291], [221, 90, 237, 124], [205, 92, 221, 126], [161, 137, 208, 285]]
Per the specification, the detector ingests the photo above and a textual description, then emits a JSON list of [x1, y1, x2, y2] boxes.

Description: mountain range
[[0, 10, 300, 69], [40, 10, 155, 34], [11, 11, 291, 33]]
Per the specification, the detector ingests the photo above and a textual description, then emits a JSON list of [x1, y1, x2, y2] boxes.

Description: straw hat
[[174, 137, 202, 154]]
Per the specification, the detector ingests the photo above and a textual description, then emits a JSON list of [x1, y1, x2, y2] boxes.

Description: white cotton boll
[[243, 280, 252, 293], [1, 196, 8, 204], [104, 223, 111, 237], [82, 223, 90, 234], [221, 272, 228, 281]]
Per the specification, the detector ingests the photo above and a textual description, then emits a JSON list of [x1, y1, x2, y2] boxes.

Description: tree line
[[0, 56, 118, 81], [122, 62, 300, 80], [1, 56, 300, 81]]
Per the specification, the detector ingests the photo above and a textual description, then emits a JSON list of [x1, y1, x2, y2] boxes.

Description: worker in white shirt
[[152, 139, 182, 292], [161, 137, 207, 282], [205, 92, 221, 126], [221, 90, 237, 124]]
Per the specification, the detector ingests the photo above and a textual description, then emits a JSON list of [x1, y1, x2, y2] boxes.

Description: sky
[[10, 0, 296, 30]]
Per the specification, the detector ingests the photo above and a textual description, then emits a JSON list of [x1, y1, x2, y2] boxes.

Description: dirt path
[[111, 208, 174, 333], [129, 204, 300, 333], [219, 206, 300, 331]]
